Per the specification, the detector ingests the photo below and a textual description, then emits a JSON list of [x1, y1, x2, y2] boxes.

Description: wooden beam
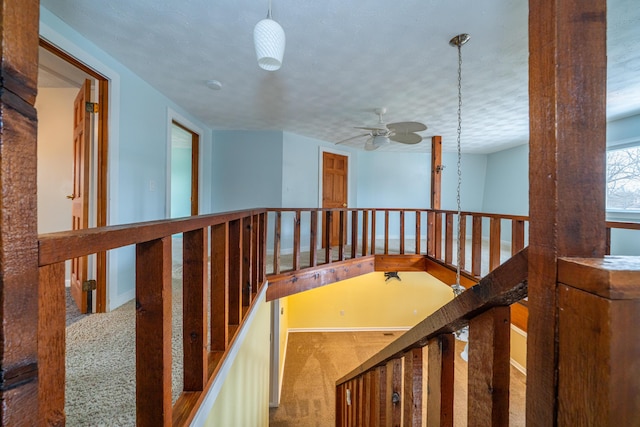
[[266, 256, 375, 300], [527, 0, 607, 424], [0, 1, 39, 423], [136, 237, 172, 426]]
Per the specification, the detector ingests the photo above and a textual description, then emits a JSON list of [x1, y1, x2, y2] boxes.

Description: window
[[607, 145, 640, 212]]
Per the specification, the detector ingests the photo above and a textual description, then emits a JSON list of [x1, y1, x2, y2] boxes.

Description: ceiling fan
[[336, 108, 427, 151]]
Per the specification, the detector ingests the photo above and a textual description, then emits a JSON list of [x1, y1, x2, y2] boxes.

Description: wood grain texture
[[273, 211, 281, 274], [468, 306, 511, 427], [558, 256, 640, 299], [375, 255, 428, 272], [266, 256, 375, 301], [471, 216, 482, 277], [377, 365, 387, 426], [527, 0, 607, 424], [415, 211, 422, 255], [558, 283, 640, 425], [403, 347, 423, 427], [427, 334, 454, 427], [38, 262, 66, 427], [210, 223, 229, 351], [38, 208, 267, 266], [182, 229, 208, 391], [136, 237, 172, 426], [242, 217, 252, 307], [489, 218, 501, 271], [385, 358, 402, 427], [445, 213, 453, 264], [0, 2, 40, 421]]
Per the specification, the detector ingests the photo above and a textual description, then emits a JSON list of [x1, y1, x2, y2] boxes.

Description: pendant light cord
[[454, 41, 463, 295]]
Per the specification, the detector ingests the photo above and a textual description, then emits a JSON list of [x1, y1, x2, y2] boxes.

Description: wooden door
[[70, 79, 92, 313], [322, 152, 348, 246]]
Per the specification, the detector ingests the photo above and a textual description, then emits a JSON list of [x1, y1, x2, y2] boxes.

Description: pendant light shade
[[254, 11, 285, 71]]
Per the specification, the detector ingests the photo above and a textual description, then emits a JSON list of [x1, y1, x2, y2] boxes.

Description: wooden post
[[557, 257, 640, 425], [310, 210, 318, 266], [431, 136, 442, 210], [528, 0, 607, 424], [242, 216, 252, 307], [489, 217, 501, 271], [273, 211, 282, 274], [0, 1, 40, 424], [471, 216, 482, 277], [427, 334, 454, 427], [468, 306, 511, 427], [136, 237, 172, 426], [293, 211, 301, 270], [182, 228, 208, 391]]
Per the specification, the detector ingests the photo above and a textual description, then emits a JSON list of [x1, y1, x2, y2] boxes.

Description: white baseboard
[[510, 358, 527, 375], [288, 326, 411, 333]]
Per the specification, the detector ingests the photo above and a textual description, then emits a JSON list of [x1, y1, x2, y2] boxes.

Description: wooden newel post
[[557, 257, 640, 425]]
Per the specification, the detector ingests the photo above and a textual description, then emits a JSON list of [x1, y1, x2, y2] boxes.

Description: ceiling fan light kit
[[254, 0, 286, 71]]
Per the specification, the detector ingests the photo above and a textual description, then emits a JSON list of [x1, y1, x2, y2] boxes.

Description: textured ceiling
[[40, 0, 640, 154]]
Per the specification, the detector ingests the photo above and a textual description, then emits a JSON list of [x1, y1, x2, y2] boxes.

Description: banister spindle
[[351, 210, 359, 258], [445, 213, 454, 264], [136, 237, 172, 426], [471, 216, 482, 277], [273, 211, 282, 274], [182, 228, 208, 391], [511, 219, 525, 255], [242, 217, 252, 308], [489, 218, 501, 271], [38, 262, 66, 426], [293, 210, 301, 270], [400, 210, 405, 254], [468, 306, 511, 427], [386, 358, 402, 427], [210, 223, 229, 351], [309, 211, 318, 267], [427, 334, 454, 427], [228, 219, 242, 326], [403, 347, 424, 426]]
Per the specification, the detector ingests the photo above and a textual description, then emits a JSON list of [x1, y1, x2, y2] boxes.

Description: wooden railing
[[37, 207, 639, 425], [38, 209, 268, 426], [335, 248, 529, 426]]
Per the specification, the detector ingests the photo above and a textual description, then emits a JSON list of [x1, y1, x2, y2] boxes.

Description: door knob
[[66, 194, 76, 200], [342, 203, 347, 207]]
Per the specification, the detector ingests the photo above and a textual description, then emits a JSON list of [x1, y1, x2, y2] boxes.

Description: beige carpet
[[270, 332, 526, 427]]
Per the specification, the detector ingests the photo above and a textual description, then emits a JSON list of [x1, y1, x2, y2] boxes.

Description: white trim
[[40, 18, 122, 311], [288, 326, 411, 333], [318, 146, 352, 209], [166, 108, 205, 219], [510, 358, 527, 375], [191, 283, 269, 427], [269, 299, 280, 408]]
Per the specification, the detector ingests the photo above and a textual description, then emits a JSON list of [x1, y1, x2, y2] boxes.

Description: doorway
[[37, 39, 110, 313], [170, 121, 200, 218], [321, 151, 349, 246]]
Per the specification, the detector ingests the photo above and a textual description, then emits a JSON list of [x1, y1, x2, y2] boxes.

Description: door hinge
[[85, 102, 99, 113], [82, 279, 97, 291]]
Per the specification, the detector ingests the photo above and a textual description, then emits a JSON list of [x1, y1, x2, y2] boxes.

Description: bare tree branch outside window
[[607, 146, 640, 210]]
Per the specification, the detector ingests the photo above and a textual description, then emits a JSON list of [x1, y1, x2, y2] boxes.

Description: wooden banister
[[336, 247, 528, 385]]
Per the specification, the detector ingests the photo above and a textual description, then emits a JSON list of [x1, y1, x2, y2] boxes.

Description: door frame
[[166, 108, 203, 218], [39, 38, 111, 313]]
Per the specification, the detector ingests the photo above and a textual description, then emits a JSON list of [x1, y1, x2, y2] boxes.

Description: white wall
[[36, 87, 77, 234], [482, 144, 529, 216], [41, 7, 214, 310], [211, 130, 284, 212]]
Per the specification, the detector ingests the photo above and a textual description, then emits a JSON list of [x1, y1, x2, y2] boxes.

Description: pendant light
[[450, 33, 470, 362], [253, 0, 286, 71]]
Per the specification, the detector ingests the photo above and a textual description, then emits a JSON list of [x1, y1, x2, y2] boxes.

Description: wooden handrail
[[38, 208, 266, 266], [336, 247, 528, 386]]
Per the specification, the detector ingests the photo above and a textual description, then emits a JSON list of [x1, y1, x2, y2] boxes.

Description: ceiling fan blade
[[390, 132, 422, 144], [355, 125, 388, 131], [335, 133, 370, 145], [387, 121, 427, 133]]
